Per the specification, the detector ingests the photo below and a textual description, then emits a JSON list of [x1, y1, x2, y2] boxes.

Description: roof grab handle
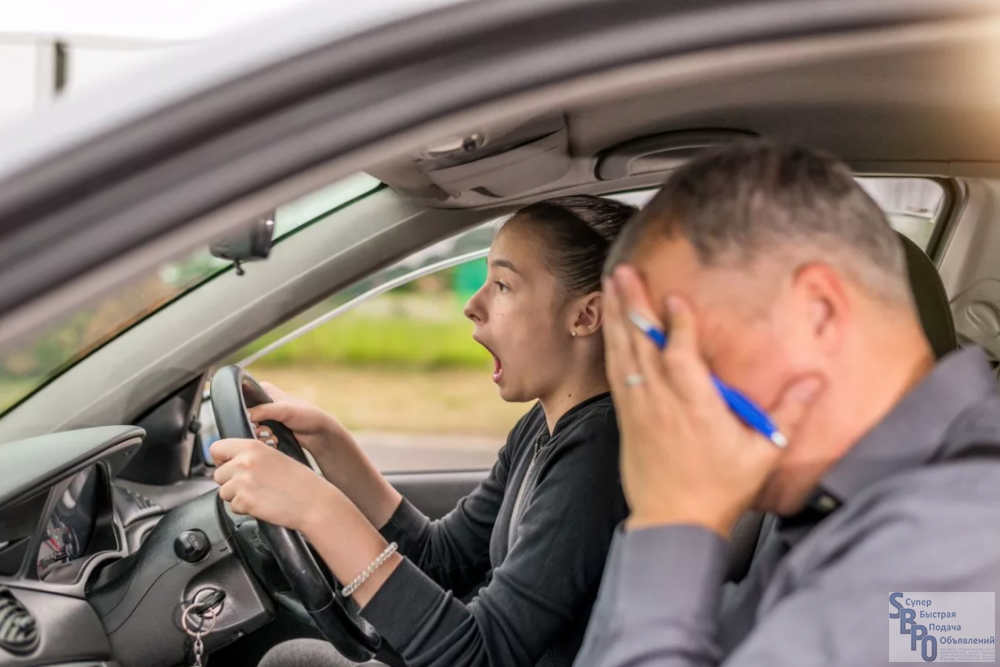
[[595, 129, 758, 181]]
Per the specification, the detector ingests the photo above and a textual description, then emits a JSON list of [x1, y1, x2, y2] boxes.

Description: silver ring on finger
[[624, 374, 646, 387]]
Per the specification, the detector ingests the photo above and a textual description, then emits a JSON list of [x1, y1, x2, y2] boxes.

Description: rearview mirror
[[209, 214, 275, 274]]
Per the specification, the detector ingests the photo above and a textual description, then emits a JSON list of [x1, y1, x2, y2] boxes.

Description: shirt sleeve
[[364, 409, 626, 667], [722, 486, 1000, 666], [576, 466, 1000, 667], [574, 525, 729, 667], [378, 431, 513, 598]]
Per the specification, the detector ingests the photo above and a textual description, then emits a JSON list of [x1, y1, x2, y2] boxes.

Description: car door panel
[[386, 470, 487, 520]]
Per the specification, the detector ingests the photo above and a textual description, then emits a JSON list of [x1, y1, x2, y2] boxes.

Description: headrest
[[897, 231, 957, 359]]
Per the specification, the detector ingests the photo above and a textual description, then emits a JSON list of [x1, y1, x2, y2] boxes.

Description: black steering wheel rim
[[210, 365, 381, 663]]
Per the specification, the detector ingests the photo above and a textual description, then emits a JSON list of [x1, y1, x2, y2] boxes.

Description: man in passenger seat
[[576, 140, 1000, 667]]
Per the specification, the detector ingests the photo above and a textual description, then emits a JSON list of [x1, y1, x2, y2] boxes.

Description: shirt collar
[[778, 347, 995, 539]]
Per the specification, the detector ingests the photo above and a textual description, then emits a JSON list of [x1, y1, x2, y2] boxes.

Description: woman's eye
[[494, 281, 510, 293]]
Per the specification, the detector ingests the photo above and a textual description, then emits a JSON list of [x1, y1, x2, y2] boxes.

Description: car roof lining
[[369, 15, 1000, 209]]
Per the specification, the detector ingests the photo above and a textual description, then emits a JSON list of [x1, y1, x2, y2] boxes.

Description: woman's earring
[[571, 331, 578, 337]]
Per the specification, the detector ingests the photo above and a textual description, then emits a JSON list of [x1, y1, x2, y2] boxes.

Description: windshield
[[0, 173, 380, 414]]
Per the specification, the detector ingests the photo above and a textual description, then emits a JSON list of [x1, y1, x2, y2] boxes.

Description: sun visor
[[371, 114, 568, 200], [417, 127, 570, 198]]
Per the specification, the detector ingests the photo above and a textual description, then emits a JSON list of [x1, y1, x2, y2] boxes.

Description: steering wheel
[[210, 365, 382, 663]]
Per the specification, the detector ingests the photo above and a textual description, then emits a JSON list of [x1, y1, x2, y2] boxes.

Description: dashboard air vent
[[0, 589, 39, 654]]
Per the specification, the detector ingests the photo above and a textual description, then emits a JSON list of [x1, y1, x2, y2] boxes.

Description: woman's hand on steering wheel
[[211, 437, 338, 534], [210, 367, 385, 661], [246, 383, 402, 527], [210, 435, 402, 607], [247, 382, 353, 457]]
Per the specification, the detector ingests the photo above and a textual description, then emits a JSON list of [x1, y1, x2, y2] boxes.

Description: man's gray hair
[[608, 140, 912, 305]]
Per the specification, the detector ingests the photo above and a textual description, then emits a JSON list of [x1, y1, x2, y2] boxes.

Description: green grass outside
[[0, 294, 492, 414], [247, 295, 492, 370]]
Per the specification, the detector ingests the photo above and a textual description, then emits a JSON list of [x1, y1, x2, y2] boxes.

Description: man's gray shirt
[[575, 347, 1000, 667]]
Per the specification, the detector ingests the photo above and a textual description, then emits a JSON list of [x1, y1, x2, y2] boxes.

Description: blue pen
[[628, 311, 788, 448]]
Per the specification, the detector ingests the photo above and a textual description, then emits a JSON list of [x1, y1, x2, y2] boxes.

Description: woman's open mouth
[[474, 336, 503, 383], [491, 351, 503, 383]]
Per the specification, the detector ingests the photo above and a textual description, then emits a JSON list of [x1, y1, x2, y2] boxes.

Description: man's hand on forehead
[[602, 265, 823, 535]]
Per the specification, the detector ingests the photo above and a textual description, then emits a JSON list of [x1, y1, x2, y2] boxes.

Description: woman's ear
[[571, 291, 604, 337]]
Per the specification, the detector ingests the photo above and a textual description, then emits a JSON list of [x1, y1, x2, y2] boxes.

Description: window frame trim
[[923, 177, 963, 262], [236, 247, 489, 368]]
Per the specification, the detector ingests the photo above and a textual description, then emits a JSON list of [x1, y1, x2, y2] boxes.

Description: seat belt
[[946, 443, 1000, 460], [725, 511, 765, 583]]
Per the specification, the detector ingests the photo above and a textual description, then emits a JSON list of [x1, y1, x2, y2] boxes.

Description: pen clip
[[627, 311, 668, 350]]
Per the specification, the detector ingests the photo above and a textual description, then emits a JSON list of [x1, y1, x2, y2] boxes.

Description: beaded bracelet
[[342, 542, 398, 598]]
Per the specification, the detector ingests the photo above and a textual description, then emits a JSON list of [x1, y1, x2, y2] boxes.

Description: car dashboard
[[34, 465, 113, 584], [0, 425, 272, 667], [0, 426, 142, 666]]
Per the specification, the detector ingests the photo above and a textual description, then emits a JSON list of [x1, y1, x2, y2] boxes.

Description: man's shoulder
[[939, 391, 1000, 458], [790, 459, 1000, 586], [836, 458, 1000, 535], [876, 454, 1000, 506]]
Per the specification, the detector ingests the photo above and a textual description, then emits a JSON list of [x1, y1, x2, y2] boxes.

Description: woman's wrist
[[353, 550, 402, 608], [296, 481, 401, 607]]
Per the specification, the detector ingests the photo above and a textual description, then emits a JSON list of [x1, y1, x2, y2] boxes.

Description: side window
[[227, 223, 529, 473], [855, 178, 947, 251]]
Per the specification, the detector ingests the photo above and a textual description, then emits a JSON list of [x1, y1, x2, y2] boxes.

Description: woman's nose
[[463, 288, 485, 323]]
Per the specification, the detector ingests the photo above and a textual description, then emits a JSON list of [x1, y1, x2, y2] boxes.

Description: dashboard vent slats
[[0, 589, 38, 654]]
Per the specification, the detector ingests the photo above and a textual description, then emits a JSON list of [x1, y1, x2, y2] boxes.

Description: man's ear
[[571, 291, 604, 337], [789, 263, 850, 354]]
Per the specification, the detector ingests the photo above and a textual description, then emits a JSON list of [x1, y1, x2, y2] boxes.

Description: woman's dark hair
[[507, 195, 638, 295]]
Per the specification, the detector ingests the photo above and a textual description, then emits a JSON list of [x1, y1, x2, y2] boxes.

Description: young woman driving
[[211, 195, 636, 667]]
